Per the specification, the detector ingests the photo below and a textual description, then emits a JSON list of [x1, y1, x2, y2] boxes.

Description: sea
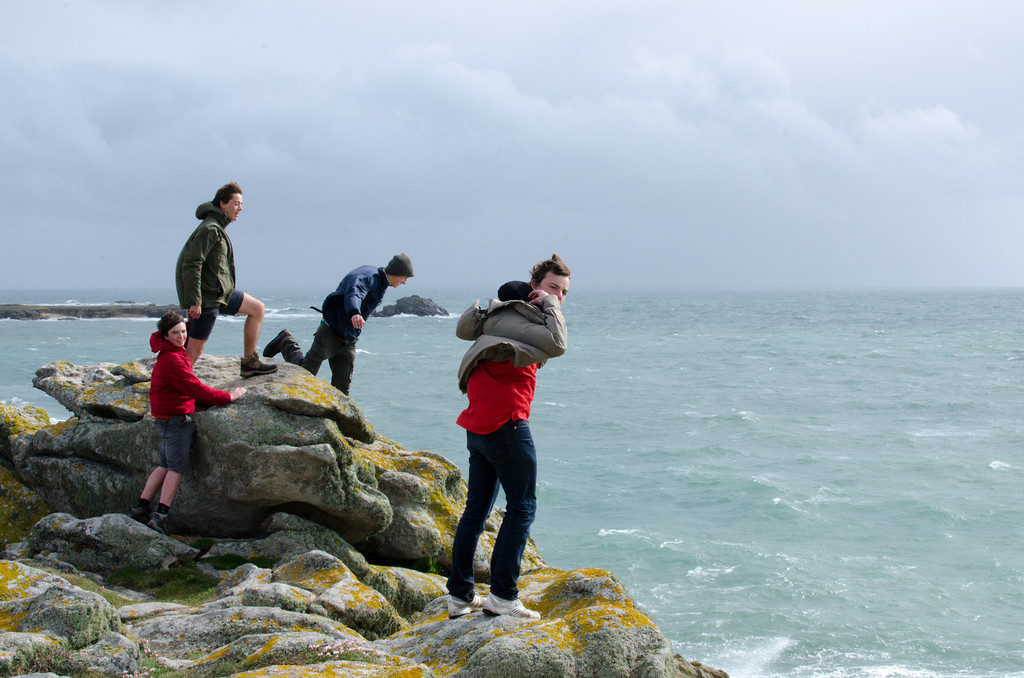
[[1, 287, 1022, 678]]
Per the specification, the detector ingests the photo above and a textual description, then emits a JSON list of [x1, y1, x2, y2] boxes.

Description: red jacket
[[456, 359, 538, 435], [149, 331, 232, 418]]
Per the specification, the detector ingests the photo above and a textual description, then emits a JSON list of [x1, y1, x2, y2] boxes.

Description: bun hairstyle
[[158, 310, 186, 337]]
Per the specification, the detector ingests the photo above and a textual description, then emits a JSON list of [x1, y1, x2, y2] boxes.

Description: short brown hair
[[213, 182, 242, 207], [530, 252, 571, 286], [157, 310, 186, 337]]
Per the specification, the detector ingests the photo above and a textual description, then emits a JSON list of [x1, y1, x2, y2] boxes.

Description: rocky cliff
[[0, 356, 727, 678]]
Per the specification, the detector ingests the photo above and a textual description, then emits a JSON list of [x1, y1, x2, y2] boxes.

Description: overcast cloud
[[2, 0, 1022, 290]]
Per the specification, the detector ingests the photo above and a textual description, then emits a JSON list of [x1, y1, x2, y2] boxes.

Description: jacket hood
[[150, 330, 181, 354], [195, 201, 229, 226]]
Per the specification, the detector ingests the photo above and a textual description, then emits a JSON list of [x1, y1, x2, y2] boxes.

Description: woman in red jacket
[[129, 311, 245, 534]]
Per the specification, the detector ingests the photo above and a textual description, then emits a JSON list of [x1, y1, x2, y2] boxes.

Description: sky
[[2, 0, 1023, 291]]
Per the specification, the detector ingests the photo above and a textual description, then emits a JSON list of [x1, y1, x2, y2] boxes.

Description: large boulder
[[0, 560, 134, 675], [376, 567, 727, 678], [27, 513, 198, 572], [11, 357, 544, 573], [15, 358, 388, 543]]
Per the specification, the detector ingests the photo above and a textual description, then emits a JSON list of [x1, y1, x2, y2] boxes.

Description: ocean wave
[[685, 564, 738, 582], [721, 636, 793, 678]]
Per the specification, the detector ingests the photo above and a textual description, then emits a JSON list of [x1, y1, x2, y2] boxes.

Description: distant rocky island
[[1, 296, 449, 320], [0, 302, 180, 320], [372, 295, 449, 317]]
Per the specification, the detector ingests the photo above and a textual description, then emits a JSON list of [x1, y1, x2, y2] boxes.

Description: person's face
[[389, 275, 409, 288], [165, 322, 188, 349], [532, 272, 570, 303], [219, 193, 243, 222]]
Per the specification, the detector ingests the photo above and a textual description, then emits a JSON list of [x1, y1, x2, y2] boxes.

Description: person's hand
[[351, 314, 366, 330], [528, 289, 549, 306], [228, 387, 246, 401], [188, 305, 201, 319]]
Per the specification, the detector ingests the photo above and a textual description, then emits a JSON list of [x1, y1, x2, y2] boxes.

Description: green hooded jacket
[[175, 202, 236, 309]]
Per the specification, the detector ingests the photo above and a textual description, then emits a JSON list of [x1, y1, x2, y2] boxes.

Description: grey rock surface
[[27, 513, 198, 572]]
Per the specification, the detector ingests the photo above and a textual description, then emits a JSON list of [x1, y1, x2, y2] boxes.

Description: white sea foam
[[720, 636, 793, 678], [989, 460, 1010, 470]]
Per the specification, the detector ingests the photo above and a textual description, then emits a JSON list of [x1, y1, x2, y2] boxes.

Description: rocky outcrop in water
[[0, 303, 180, 320], [11, 356, 516, 574], [372, 295, 449, 317], [0, 356, 727, 678]]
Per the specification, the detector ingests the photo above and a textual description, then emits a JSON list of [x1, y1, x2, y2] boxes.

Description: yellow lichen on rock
[[0, 562, 48, 601], [274, 563, 354, 596], [111, 360, 152, 384], [0, 464, 50, 548], [0, 402, 51, 438], [79, 381, 150, 419], [232, 662, 435, 677]]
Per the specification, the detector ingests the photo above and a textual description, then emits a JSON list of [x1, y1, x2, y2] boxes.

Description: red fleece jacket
[[149, 331, 232, 418]]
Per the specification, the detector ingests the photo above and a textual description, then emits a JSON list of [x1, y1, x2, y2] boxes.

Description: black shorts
[[155, 414, 194, 474], [187, 289, 244, 341]]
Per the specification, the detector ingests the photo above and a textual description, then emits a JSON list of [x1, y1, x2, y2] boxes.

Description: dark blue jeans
[[447, 419, 537, 602]]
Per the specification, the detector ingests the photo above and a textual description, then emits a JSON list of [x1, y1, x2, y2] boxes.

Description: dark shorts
[[155, 414, 195, 474], [186, 289, 245, 341]]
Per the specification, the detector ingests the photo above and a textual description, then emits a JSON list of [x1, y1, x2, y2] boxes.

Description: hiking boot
[[482, 593, 540, 619], [128, 504, 151, 524], [147, 511, 168, 535], [263, 329, 295, 358], [241, 353, 278, 378], [447, 594, 486, 619]]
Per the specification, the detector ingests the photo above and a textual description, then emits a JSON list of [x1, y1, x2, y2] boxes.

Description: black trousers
[[280, 323, 358, 395]]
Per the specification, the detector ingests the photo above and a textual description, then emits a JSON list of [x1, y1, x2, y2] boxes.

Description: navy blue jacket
[[321, 266, 390, 340]]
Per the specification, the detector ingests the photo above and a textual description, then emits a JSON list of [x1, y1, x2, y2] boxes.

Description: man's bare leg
[[186, 338, 207, 365], [238, 293, 266, 358]]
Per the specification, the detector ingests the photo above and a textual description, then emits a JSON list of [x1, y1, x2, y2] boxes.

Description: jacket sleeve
[[178, 226, 217, 307], [343, 274, 370, 317], [456, 301, 486, 341], [162, 353, 233, 406]]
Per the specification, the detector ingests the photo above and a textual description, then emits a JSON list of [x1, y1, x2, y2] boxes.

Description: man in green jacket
[[174, 182, 277, 377]]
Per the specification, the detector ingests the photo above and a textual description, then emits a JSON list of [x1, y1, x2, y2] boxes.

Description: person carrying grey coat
[[446, 253, 572, 621]]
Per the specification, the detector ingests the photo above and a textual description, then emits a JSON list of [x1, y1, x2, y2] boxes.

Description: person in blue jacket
[[263, 254, 413, 395]]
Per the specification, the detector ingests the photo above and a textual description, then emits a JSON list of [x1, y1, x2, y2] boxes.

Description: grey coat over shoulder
[[456, 295, 568, 393]]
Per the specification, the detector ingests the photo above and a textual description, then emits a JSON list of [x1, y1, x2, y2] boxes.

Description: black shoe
[[147, 511, 168, 535], [128, 505, 151, 524], [263, 329, 295, 358], [241, 353, 278, 378]]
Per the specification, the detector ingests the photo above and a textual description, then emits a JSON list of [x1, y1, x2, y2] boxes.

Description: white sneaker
[[447, 594, 486, 619], [482, 593, 540, 619]]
